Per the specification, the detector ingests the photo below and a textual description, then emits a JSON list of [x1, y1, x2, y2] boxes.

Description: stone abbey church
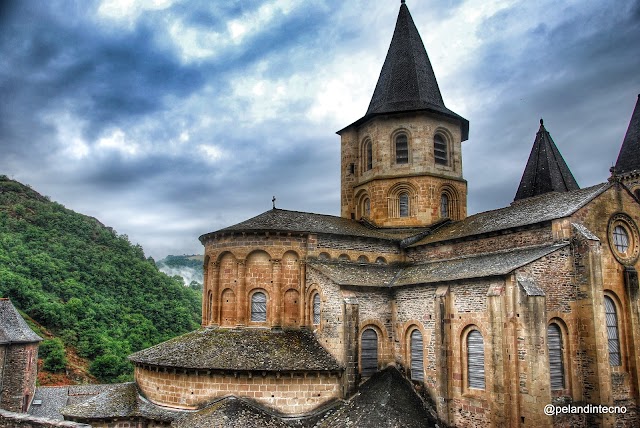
[[2, 1, 640, 427]]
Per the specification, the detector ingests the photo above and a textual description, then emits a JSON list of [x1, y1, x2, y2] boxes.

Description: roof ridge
[[413, 242, 568, 266]]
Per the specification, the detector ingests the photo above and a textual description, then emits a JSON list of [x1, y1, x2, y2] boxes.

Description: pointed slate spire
[[614, 95, 640, 175], [339, 1, 468, 139], [514, 119, 580, 201]]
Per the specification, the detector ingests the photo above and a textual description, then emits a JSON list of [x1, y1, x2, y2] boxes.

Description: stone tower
[[337, 0, 469, 227], [0, 299, 42, 413], [614, 94, 640, 197]]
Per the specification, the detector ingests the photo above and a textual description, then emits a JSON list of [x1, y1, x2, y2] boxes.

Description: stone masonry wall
[[407, 225, 554, 262], [135, 367, 341, 415], [0, 344, 38, 413]]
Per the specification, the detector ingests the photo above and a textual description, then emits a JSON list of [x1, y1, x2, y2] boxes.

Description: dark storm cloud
[[0, 0, 204, 149]]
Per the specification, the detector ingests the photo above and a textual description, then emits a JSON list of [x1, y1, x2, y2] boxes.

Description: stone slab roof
[[308, 261, 402, 287], [310, 244, 566, 287], [61, 383, 180, 422], [29, 385, 117, 420], [396, 244, 568, 286], [339, 2, 468, 140], [615, 95, 640, 175], [514, 120, 579, 201], [173, 397, 289, 428], [0, 298, 42, 344], [200, 208, 421, 242], [317, 367, 438, 428], [410, 183, 609, 247], [128, 328, 341, 371]]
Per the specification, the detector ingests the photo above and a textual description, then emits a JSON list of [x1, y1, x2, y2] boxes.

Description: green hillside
[[0, 175, 201, 383]]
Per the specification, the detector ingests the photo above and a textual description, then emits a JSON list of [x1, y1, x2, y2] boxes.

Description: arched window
[[313, 293, 321, 325], [364, 198, 371, 217], [395, 134, 409, 164], [361, 328, 378, 376], [399, 192, 410, 217], [434, 134, 448, 165], [440, 193, 449, 218], [363, 139, 373, 171], [251, 292, 267, 322], [357, 255, 369, 263], [467, 330, 485, 390], [318, 252, 330, 260], [410, 329, 424, 381], [604, 296, 621, 366], [338, 254, 350, 262], [375, 257, 387, 265], [548, 324, 565, 390]]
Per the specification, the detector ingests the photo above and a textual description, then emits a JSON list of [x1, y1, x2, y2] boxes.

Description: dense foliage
[[0, 176, 201, 382]]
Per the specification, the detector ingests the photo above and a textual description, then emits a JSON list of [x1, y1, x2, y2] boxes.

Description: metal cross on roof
[[272, 196, 276, 209]]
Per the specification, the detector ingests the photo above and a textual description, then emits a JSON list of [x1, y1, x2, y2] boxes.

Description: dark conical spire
[[614, 95, 640, 175], [514, 119, 580, 201], [340, 2, 468, 139]]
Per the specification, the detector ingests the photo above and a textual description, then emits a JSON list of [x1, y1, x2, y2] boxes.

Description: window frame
[[361, 328, 379, 376], [604, 295, 622, 367], [394, 133, 409, 165], [547, 323, 565, 390], [434, 133, 448, 166], [409, 328, 424, 381], [312, 293, 321, 326], [250, 291, 268, 323], [466, 329, 485, 391], [362, 138, 373, 172]]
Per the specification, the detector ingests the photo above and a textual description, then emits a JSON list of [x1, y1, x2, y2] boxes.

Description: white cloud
[[97, 0, 175, 24], [96, 128, 140, 156]]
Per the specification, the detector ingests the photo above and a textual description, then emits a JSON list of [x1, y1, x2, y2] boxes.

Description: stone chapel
[[6, 1, 640, 427]]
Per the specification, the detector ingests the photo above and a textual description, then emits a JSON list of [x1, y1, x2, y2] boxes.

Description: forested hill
[[0, 175, 201, 383]]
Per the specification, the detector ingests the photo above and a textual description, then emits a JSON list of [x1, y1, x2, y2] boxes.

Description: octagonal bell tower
[[338, 0, 469, 228]]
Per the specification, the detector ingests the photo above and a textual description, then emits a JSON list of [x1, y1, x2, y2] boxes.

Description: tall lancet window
[[434, 134, 448, 165], [395, 134, 409, 164]]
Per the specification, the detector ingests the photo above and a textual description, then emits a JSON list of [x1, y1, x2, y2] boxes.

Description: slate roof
[[410, 183, 609, 247], [339, 2, 468, 140], [0, 298, 42, 344], [199, 208, 421, 242], [172, 397, 289, 428], [309, 244, 566, 287], [514, 120, 579, 201], [316, 367, 438, 428], [395, 244, 568, 285], [615, 95, 640, 175], [308, 261, 402, 287], [128, 328, 341, 371], [29, 385, 116, 420], [61, 383, 180, 422]]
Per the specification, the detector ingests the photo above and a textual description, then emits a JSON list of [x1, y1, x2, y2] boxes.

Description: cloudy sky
[[1, 0, 639, 259]]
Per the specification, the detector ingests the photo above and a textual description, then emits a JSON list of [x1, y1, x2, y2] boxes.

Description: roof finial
[[272, 196, 276, 209], [540, 118, 544, 126], [401, 0, 406, 4]]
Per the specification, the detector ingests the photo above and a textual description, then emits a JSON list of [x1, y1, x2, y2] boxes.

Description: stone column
[[201, 259, 208, 327], [343, 297, 360, 397], [236, 260, 246, 326], [434, 285, 450, 425], [210, 261, 220, 326], [299, 260, 307, 327], [272, 259, 282, 328]]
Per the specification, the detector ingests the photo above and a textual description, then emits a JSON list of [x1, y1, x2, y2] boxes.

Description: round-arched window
[[608, 214, 639, 264], [251, 292, 267, 322]]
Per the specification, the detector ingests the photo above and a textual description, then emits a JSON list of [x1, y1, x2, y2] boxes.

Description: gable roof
[[173, 397, 290, 428], [337, 1, 468, 140], [411, 183, 609, 247], [615, 94, 640, 175], [199, 208, 422, 242], [128, 328, 341, 372], [514, 119, 579, 201], [0, 298, 42, 344], [316, 367, 438, 428]]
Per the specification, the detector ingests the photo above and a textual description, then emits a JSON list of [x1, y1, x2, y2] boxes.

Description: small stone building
[[0, 298, 41, 413], [6, 1, 640, 427]]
